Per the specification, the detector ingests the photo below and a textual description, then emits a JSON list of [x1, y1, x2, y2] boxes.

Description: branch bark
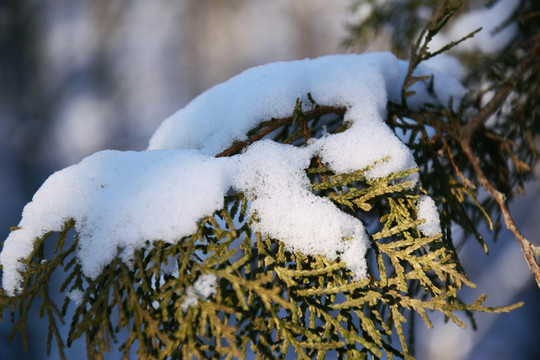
[[461, 140, 540, 288], [215, 105, 346, 158]]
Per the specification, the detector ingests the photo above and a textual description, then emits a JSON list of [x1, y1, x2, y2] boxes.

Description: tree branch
[[388, 104, 461, 139], [215, 105, 346, 157], [463, 34, 540, 136], [390, 34, 540, 287], [460, 140, 540, 288]]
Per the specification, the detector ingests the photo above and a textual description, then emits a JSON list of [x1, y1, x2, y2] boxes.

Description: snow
[[417, 195, 441, 237], [423, 55, 466, 81], [181, 274, 218, 310], [67, 289, 84, 306], [234, 140, 369, 272], [430, 0, 519, 54], [181, 288, 199, 311], [148, 53, 465, 153], [193, 273, 218, 299], [1, 150, 233, 281], [1, 52, 454, 296]]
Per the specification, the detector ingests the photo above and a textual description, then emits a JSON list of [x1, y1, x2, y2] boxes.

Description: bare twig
[[215, 105, 346, 157], [439, 133, 475, 189], [460, 140, 540, 288], [456, 35, 540, 287], [388, 105, 462, 139]]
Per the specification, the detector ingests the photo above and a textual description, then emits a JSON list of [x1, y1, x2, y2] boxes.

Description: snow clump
[[181, 274, 218, 311], [417, 195, 442, 237]]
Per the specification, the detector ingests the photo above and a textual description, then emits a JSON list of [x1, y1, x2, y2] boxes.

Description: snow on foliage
[[181, 274, 218, 311], [67, 289, 84, 306], [416, 195, 442, 237], [0, 52, 466, 296]]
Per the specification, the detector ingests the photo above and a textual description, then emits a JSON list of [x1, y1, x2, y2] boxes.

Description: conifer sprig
[[0, 139, 523, 358]]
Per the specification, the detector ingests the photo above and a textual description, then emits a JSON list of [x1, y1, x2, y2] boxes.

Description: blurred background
[[0, 1, 538, 359]]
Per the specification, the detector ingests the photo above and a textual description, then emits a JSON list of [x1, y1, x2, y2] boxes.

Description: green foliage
[[0, 98, 523, 359], [0, 165, 522, 359], [349, 0, 540, 259]]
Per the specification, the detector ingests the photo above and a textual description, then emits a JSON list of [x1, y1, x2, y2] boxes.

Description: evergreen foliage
[[1, 1, 539, 359], [351, 0, 540, 277]]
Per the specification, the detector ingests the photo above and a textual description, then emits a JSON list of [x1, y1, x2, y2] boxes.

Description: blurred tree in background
[[1, 0, 539, 359]]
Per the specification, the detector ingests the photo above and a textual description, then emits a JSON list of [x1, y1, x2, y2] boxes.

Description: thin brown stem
[[439, 133, 475, 189], [461, 140, 540, 287], [389, 104, 462, 139], [215, 105, 346, 157]]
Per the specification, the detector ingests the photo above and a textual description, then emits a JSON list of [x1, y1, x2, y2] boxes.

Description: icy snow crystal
[[181, 274, 218, 311], [417, 195, 442, 237], [1, 53, 461, 295]]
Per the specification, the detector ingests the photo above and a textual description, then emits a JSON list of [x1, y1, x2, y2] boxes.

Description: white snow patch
[[234, 140, 369, 271], [148, 53, 465, 154], [1, 53, 460, 295], [68, 289, 84, 306], [417, 195, 441, 237], [193, 273, 218, 299], [181, 288, 199, 311], [422, 55, 466, 81], [1, 149, 233, 283], [181, 273, 218, 310]]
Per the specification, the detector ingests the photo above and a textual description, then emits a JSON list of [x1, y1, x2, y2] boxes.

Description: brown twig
[[460, 140, 540, 288], [389, 104, 460, 137], [439, 133, 475, 189], [397, 105, 540, 287], [215, 105, 346, 157], [455, 34, 540, 287]]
